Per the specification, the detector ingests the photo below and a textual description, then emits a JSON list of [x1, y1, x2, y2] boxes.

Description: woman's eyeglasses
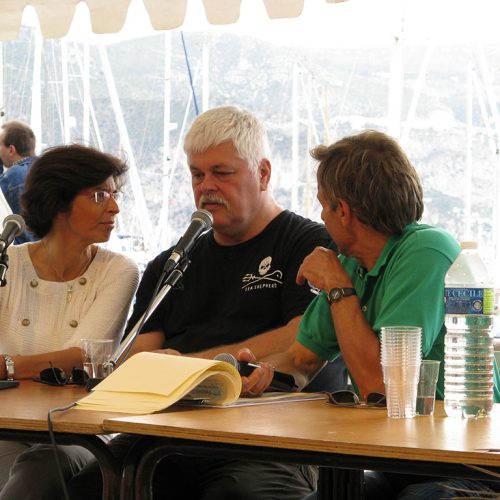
[[34, 362, 89, 386], [326, 390, 386, 408], [79, 190, 123, 204], [92, 191, 123, 204]]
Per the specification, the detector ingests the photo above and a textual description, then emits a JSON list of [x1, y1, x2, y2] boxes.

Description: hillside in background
[[3, 27, 500, 260]]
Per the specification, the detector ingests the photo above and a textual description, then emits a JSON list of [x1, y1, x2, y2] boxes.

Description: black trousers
[[67, 433, 317, 500]]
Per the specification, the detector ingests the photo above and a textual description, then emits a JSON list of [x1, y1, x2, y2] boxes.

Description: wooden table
[[0, 380, 124, 500], [3, 383, 499, 499], [104, 400, 500, 500]]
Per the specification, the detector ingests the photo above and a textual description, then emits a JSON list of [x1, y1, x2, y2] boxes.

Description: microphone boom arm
[[0, 251, 9, 287], [105, 258, 190, 374]]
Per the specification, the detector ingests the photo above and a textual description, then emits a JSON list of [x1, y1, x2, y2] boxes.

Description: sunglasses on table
[[325, 390, 386, 408], [33, 362, 89, 386]]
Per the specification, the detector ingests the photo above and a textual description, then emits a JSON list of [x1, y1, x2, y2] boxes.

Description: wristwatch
[[2, 355, 15, 380], [327, 287, 357, 304]]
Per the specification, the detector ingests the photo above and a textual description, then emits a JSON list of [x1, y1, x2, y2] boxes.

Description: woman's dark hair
[[21, 144, 128, 237]]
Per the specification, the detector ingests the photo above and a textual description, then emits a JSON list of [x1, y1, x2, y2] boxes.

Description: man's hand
[[296, 246, 351, 291], [237, 348, 274, 397]]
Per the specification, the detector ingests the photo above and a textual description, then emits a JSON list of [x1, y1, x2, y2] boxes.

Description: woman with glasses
[[0, 144, 139, 500]]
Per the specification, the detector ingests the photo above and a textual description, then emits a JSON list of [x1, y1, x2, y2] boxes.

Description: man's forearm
[[262, 353, 311, 391], [187, 316, 302, 360], [261, 342, 327, 391], [330, 298, 384, 396]]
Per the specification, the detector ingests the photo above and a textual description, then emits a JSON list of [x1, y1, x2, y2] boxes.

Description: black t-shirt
[[127, 210, 332, 353]]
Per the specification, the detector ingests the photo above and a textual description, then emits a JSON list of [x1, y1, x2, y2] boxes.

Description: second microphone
[[214, 353, 297, 393]]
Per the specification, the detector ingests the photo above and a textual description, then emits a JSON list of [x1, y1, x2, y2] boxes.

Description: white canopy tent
[[0, 0, 346, 40], [2, 0, 500, 270], [0, 0, 350, 255]]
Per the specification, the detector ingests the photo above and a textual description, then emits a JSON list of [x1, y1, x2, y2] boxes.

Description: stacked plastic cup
[[380, 326, 422, 418]]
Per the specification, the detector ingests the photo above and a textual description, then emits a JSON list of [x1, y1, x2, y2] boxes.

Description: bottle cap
[[460, 241, 478, 250]]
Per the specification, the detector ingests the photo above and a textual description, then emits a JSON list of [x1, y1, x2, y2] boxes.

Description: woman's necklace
[[42, 241, 93, 304]]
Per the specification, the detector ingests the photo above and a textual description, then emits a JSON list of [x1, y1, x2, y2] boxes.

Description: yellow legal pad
[[75, 352, 242, 414]]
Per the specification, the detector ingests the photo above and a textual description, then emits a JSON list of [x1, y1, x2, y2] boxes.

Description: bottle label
[[444, 287, 494, 315]]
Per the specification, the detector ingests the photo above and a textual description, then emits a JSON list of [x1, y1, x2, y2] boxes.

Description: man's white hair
[[183, 106, 270, 172]]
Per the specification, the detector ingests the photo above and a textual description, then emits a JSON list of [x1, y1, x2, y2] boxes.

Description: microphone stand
[[0, 251, 8, 287], [85, 257, 190, 391]]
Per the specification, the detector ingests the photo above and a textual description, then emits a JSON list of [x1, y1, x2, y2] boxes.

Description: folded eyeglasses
[[34, 362, 89, 386], [326, 390, 386, 408]]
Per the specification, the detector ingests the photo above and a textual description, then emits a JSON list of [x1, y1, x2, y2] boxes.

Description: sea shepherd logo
[[241, 256, 283, 291]]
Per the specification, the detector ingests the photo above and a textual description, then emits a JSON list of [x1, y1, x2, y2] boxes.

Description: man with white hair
[[68, 106, 345, 499]]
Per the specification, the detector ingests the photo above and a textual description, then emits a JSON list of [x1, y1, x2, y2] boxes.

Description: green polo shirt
[[297, 223, 500, 401]]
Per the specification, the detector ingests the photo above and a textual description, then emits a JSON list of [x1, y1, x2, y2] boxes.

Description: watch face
[[329, 288, 343, 302], [328, 287, 356, 303]]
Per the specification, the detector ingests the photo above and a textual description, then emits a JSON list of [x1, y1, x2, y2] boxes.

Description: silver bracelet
[[2, 355, 15, 381]]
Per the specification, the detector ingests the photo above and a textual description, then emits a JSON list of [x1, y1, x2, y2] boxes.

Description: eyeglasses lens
[[328, 390, 359, 406], [366, 392, 386, 407], [70, 368, 89, 385], [39, 366, 68, 386]]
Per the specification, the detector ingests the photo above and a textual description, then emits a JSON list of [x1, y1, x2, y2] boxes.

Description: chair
[[304, 355, 348, 393]]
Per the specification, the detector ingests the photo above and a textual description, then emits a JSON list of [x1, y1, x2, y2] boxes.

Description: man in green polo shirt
[[244, 129, 467, 396], [243, 129, 500, 498]]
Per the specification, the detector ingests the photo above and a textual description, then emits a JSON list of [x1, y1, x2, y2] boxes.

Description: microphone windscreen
[[3, 214, 26, 235], [192, 209, 213, 229], [214, 352, 238, 367]]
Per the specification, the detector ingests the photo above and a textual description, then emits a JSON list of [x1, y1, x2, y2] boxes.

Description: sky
[[20, 0, 500, 48]]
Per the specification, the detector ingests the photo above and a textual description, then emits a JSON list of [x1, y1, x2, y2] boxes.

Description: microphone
[[214, 353, 298, 393], [162, 209, 213, 275], [0, 214, 25, 253]]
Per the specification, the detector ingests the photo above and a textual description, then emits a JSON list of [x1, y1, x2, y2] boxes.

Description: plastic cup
[[380, 326, 422, 366], [416, 360, 440, 416], [380, 326, 422, 418], [80, 339, 113, 379], [382, 364, 421, 418]]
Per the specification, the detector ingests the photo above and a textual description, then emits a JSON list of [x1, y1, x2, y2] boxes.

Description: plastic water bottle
[[444, 241, 495, 418]]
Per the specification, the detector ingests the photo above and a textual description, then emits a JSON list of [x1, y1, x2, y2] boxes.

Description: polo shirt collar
[[364, 223, 419, 278]]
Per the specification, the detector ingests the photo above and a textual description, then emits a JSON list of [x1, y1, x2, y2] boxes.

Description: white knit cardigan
[[0, 243, 139, 355]]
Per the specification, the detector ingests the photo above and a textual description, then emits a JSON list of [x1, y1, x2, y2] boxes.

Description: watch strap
[[327, 287, 357, 304]]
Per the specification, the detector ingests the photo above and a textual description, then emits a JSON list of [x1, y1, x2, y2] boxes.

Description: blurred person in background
[[0, 120, 38, 243]]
